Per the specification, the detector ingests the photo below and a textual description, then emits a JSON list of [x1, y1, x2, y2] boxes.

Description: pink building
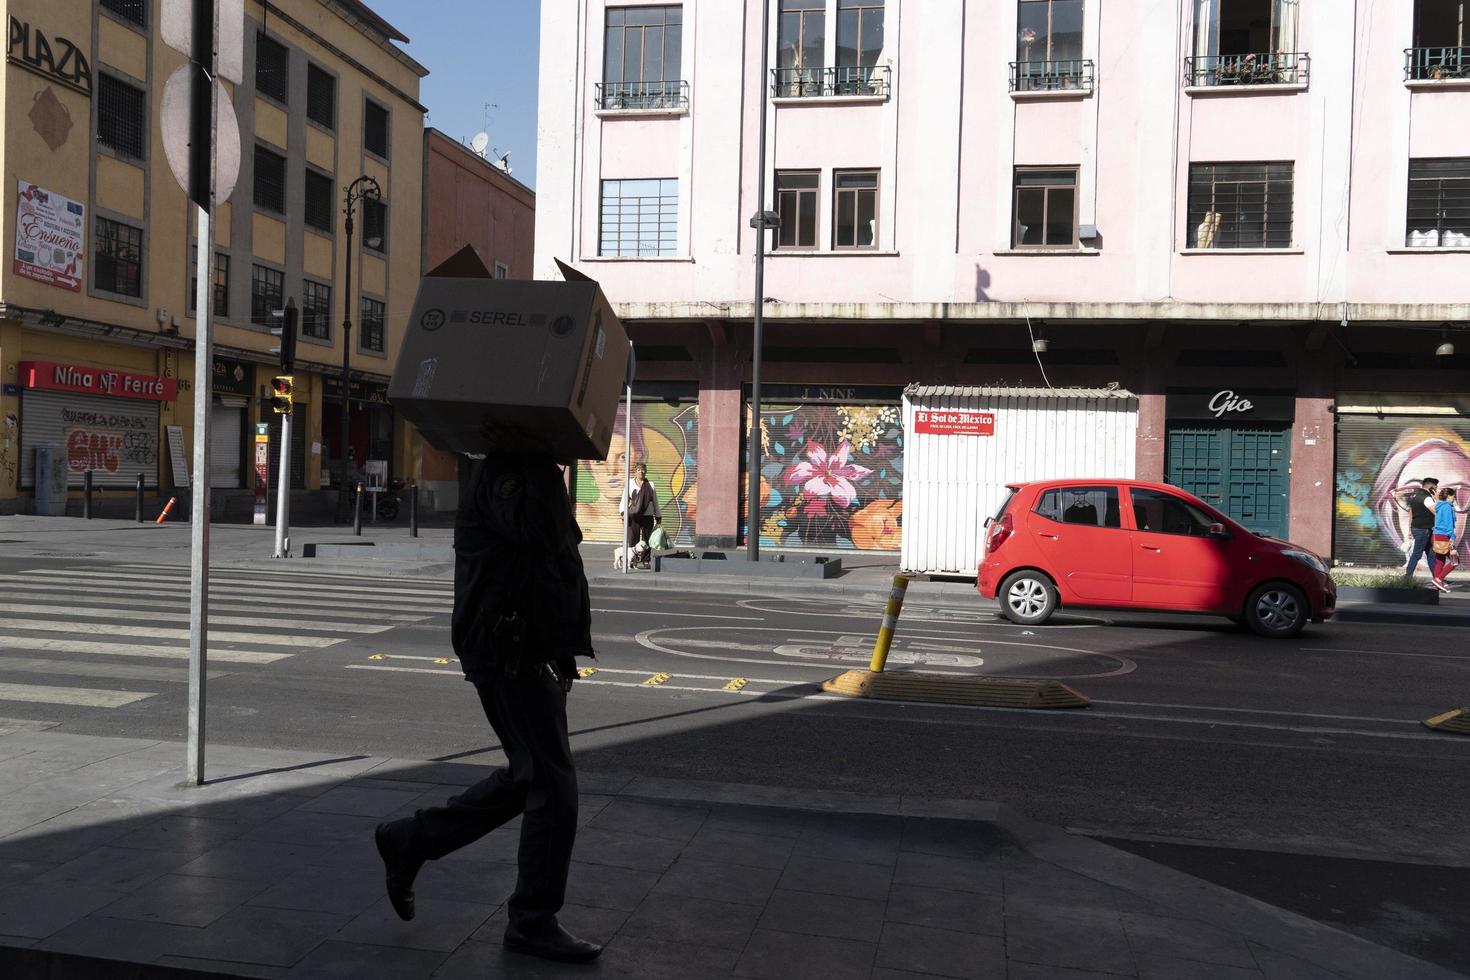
[[537, 0, 1470, 564]]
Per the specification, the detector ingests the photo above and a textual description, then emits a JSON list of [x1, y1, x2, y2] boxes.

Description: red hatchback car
[[977, 480, 1336, 637]]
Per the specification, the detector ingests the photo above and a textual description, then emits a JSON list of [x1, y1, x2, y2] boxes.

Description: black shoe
[[374, 822, 423, 921], [504, 921, 604, 963]]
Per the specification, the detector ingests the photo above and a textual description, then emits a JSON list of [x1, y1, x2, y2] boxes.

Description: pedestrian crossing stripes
[[0, 563, 454, 712]]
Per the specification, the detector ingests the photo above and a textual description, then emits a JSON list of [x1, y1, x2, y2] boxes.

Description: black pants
[[627, 515, 655, 551], [391, 665, 578, 928]]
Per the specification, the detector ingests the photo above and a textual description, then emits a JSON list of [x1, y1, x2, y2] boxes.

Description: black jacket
[[451, 453, 593, 681]]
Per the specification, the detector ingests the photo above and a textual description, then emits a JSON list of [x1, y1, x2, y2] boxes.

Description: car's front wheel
[[999, 570, 1059, 626], [1243, 582, 1307, 638]]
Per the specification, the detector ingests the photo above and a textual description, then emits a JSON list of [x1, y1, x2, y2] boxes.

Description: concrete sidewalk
[[0, 724, 1460, 980]]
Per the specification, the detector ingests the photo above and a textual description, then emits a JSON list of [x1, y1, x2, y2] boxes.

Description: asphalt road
[[2, 553, 1468, 969]]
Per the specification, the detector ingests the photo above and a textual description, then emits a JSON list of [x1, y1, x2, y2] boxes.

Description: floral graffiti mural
[[1334, 418, 1470, 566], [745, 403, 904, 550]]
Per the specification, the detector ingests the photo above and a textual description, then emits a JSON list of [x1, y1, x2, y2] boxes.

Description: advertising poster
[[14, 181, 84, 291]]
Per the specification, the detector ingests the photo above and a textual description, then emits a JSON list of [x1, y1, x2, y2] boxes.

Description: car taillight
[[985, 514, 1013, 556]]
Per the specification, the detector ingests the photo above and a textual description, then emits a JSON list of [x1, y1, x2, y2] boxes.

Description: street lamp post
[[337, 175, 382, 522], [747, 0, 773, 561]]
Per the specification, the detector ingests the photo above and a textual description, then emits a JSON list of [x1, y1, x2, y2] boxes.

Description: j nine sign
[[20, 361, 178, 402]]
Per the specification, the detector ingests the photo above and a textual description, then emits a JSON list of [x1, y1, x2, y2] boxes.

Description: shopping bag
[[648, 526, 670, 551]]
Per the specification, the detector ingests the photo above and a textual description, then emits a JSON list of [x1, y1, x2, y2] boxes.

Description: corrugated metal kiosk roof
[[904, 384, 1137, 401]]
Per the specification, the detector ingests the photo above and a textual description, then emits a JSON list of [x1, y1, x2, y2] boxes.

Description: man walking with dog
[[372, 449, 601, 965]]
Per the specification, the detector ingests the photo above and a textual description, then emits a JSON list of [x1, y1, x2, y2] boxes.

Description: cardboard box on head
[[388, 246, 631, 463]]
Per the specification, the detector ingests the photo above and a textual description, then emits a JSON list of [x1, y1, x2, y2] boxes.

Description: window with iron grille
[[364, 100, 389, 158], [94, 217, 143, 297], [362, 197, 387, 252], [303, 280, 332, 339], [599, 178, 678, 256], [251, 265, 284, 326], [307, 64, 336, 129], [100, 0, 146, 28], [1013, 168, 1078, 248], [189, 249, 230, 317], [304, 169, 334, 233], [602, 6, 683, 107], [775, 171, 819, 249], [1406, 158, 1470, 247], [256, 33, 289, 103], [360, 297, 386, 353], [254, 146, 286, 213], [1187, 162, 1293, 249], [833, 170, 879, 249], [97, 74, 145, 159]]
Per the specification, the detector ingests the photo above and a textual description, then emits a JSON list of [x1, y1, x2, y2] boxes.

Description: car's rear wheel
[[999, 571, 1058, 626], [1244, 582, 1307, 638]]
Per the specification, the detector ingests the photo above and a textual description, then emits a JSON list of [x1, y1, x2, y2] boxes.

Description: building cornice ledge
[[610, 301, 1470, 324]]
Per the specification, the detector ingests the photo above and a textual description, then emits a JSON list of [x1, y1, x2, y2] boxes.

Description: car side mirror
[[1208, 523, 1230, 539]]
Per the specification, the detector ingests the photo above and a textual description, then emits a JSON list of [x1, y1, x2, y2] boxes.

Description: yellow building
[[0, 0, 426, 517]]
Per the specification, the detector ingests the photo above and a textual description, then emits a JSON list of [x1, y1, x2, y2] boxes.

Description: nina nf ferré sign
[[19, 361, 178, 402], [914, 409, 996, 437]]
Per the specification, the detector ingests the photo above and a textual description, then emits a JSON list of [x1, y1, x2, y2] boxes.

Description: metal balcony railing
[[1184, 51, 1309, 87], [771, 65, 891, 99], [594, 80, 690, 111], [1010, 59, 1095, 93], [1405, 46, 1470, 81]]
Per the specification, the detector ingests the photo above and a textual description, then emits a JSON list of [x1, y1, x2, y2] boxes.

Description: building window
[[833, 170, 878, 249], [189, 249, 230, 317], [304, 169, 334, 233], [307, 64, 336, 128], [256, 33, 289, 103], [94, 217, 143, 297], [360, 297, 386, 353], [251, 265, 284, 326], [364, 100, 389, 158], [837, 0, 885, 71], [601, 6, 684, 109], [1408, 1, 1469, 79], [1187, 162, 1293, 249], [1189, 0, 1302, 86], [1406, 158, 1470, 247], [97, 74, 146, 160], [303, 279, 332, 339], [362, 197, 387, 253], [254, 146, 286, 214], [776, 0, 826, 95], [775, 171, 819, 249], [494, 261, 510, 279], [100, 0, 146, 28], [1013, 0, 1092, 91], [599, 178, 678, 257], [1013, 168, 1078, 249]]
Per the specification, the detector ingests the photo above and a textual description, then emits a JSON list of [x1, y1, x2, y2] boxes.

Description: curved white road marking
[[735, 597, 1106, 628]]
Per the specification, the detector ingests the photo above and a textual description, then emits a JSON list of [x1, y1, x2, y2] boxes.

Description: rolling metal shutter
[[210, 401, 246, 489], [1333, 413, 1470, 566], [19, 389, 160, 489], [574, 400, 699, 546]]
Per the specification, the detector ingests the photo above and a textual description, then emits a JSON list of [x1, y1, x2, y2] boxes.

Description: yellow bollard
[[869, 574, 910, 673]]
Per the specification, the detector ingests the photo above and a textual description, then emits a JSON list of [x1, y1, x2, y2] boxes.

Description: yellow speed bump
[[577, 667, 598, 679], [1423, 707, 1470, 735], [643, 672, 672, 686], [723, 677, 749, 691], [822, 669, 1089, 709]]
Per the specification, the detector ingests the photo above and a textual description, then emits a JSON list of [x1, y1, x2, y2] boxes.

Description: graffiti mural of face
[[585, 430, 629, 503], [1371, 429, 1470, 551]]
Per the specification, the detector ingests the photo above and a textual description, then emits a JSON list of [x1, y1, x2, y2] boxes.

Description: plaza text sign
[[20, 361, 179, 402], [913, 409, 996, 437], [7, 17, 91, 96]]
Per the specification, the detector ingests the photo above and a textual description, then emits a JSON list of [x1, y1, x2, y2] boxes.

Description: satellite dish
[[470, 132, 490, 156]]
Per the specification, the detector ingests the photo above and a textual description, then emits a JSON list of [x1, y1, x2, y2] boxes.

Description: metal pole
[[409, 483, 418, 537], [273, 410, 290, 557], [338, 204, 354, 523], [746, 0, 772, 562], [185, 0, 219, 787], [83, 470, 93, 519], [135, 473, 144, 523], [623, 382, 632, 575], [353, 482, 363, 535]]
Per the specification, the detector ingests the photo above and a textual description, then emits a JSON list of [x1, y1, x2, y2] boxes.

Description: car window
[[1035, 486, 1121, 529], [1131, 488, 1216, 537], [989, 487, 1018, 524]]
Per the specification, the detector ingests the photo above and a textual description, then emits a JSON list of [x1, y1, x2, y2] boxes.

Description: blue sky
[[368, 0, 541, 188]]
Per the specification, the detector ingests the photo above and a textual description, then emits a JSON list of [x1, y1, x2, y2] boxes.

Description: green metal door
[[1167, 426, 1291, 539]]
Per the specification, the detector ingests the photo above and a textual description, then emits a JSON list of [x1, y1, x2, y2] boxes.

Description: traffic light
[[270, 298, 298, 374], [270, 375, 294, 415]]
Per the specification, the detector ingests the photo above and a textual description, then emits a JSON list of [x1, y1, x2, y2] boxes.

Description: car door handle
[[1140, 544, 1161, 552], [1039, 532, 1059, 540]]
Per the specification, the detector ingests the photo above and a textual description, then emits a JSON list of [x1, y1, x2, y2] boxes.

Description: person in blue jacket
[[1430, 487, 1459, 592]]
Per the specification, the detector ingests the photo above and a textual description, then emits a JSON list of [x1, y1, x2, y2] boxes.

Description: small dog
[[612, 543, 649, 570]]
